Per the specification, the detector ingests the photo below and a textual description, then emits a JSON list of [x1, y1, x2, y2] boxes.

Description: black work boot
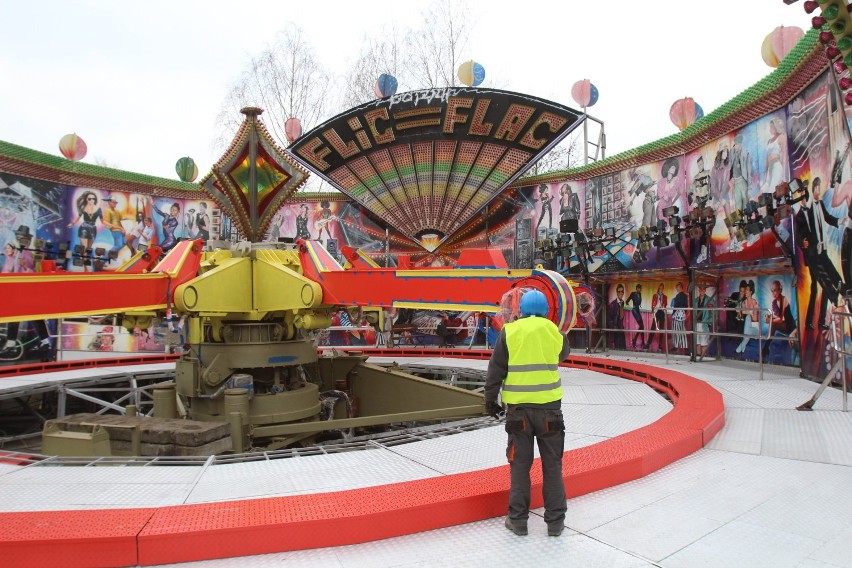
[[547, 523, 564, 537], [504, 517, 528, 536]]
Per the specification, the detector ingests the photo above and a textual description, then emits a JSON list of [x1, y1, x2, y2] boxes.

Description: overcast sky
[[1, 0, 811, 181]]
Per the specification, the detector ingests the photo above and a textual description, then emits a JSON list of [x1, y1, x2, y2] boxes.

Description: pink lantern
[[58, 133, 87, 161], [570, 79, 599, 108], [669, 98, 704, 131], [284, 117, 302, 143], [761, 26, 804, 68]]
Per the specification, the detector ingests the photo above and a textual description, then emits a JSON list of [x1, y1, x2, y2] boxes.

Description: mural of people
[[762, 279, 798, 361], [694, 283, 715, 359], [153, 200, 181, 251], [268, 211, 284, 242], [0, 320, 52, 360], [830, 175, 852, 291], [559, 183, 581, 227], [730, 134, 753, 215], [671, 281, 689, 354], [627, 167, 656, 228], [295, 204, 312, 240], [690, 155, 712, 263], [709, 140, 740, 252], [795, 177, 845, 330], [625, 283, 646, 349], [316, 200, 335, 242], [690, 155, 712, 211], [101, 194, 126, 264], [535, 183, 553, 235], [125, 196, 155, 253], [195, 202, 211, 241], [1, 242, 17, 273], [650, 283, 668, 350], [760, 117, 789, 196], [607, 283, 626, 350], [656, 157, 685, 220], [588, 178, 602, 228], [67, 190, 104, 271], [735, 280, 760, 354]]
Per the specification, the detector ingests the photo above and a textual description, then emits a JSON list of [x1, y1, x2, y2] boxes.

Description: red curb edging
[[0, 351, 725, 567]]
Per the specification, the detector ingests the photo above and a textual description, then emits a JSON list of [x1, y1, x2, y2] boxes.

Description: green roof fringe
[[0, 28, 826, 200], [0, 139, 199, 192]]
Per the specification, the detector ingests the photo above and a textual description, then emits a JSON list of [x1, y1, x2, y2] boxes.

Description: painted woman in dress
[[710, 140, 739, 251], [656, 157, 685, 220], [295, 204, 312, 240], [67, 191, 104, 271], [761, 118, 788, 195], [735, 280, 760, 354]]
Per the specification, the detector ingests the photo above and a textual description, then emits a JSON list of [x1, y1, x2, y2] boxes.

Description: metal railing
[[829, 305, 851, 412], [596, 303, 800, 380]]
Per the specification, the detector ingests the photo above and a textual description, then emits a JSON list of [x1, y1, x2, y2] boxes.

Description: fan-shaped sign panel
[[289, 88, 583, 252]]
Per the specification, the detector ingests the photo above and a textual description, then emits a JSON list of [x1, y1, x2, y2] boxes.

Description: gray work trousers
[[504, 405, 566, 527]]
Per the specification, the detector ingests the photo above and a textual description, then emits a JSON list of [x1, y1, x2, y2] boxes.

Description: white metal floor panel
[[184, 448, 441, 504], [704, 407, 765, 454], [0, 363, 175, 395], [7, 354, 852, 567]]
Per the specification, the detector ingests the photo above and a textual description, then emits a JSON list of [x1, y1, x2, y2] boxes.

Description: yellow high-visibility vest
[[501, 316, 563, 405]]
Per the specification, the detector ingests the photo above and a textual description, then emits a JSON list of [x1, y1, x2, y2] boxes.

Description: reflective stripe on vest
[[502, 316, 563, 405]]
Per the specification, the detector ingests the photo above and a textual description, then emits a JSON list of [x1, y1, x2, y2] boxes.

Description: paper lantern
[[570, 79, 599, 108], [761, 26, 804, 68], [669, 97, 704, 131], [284, 117, 302, 143], [175, 157, 198, 182], [374, 74, 398, 98], [59, 133, 87, 161], [457, 61, 485, 87]]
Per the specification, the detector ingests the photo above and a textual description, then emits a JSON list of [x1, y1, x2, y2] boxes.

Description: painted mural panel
[[788, 71, 852, 381], [716, 274, 800, 366], [603, 278, 694, 354], [0, 174, 223, 364], [61, 190, 222, 272]]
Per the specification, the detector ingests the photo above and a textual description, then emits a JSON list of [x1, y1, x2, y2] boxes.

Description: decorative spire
[[198, 107, 309, 242]]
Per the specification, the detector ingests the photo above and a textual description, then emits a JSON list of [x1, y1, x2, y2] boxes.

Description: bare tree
[[408, 0, 473, 89], [522, 134, 583, 178], [342, 28, 406, 109], [213, 24, 332, 155]]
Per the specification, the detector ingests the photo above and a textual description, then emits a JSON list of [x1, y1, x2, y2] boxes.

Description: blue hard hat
[[520, 289, 549, 317]]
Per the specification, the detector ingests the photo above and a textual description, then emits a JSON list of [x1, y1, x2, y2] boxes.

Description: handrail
[[595, 304, 796, 380], [829, 306, 850, 412]]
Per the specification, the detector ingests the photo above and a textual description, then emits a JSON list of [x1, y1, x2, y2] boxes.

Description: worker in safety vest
[[484, 288, 571, 537]]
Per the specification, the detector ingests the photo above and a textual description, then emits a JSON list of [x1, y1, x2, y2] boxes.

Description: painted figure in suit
[[795, 177, 844, 330], [607, 284, 627, 349]]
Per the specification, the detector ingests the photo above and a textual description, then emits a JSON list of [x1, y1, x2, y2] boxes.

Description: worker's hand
[[486, 400, 504, 419]]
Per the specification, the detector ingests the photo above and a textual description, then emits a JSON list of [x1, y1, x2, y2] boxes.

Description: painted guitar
[[314, 215, 339, 231]]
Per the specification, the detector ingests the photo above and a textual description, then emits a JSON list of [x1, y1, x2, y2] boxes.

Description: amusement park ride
[[0, 100, 594, 456]]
